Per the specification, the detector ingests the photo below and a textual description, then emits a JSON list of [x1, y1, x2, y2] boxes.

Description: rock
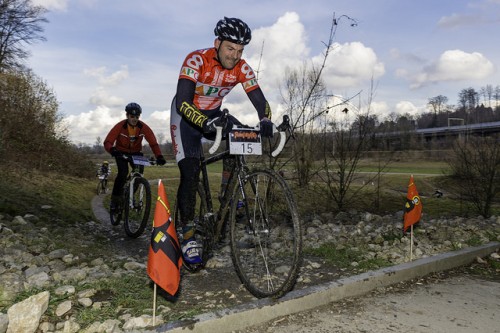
[[6, 291, 49, 333], [123, 315, 163, 330], [54, 285, 76, 296], [0, 273, 24, 306], [55, 300, 72, 317], [0, 313, 8, 333]]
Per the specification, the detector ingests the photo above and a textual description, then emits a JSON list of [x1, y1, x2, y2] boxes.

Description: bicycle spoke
[[230, 169, 302, 298]]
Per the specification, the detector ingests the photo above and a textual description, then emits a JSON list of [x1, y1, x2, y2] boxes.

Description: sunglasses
[[128, 114, 140, 119]]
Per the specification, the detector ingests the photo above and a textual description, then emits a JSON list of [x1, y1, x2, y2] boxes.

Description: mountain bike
[[96, 174, 109, 195], [110, 155, 152, 238], [173, 110, 302, 299]]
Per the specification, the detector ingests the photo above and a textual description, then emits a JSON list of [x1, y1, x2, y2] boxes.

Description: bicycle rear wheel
[[124, 177, 151, 238], [230, 169, 302, 298]]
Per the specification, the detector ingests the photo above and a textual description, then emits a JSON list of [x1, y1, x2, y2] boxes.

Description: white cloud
[[369, 101, 390, 118], [83, 65, 129, 86], [246, 12, 384, 100], [246, 12, 310, 87], [88, 87, 124, 107], [63, 105, 120, 145], [148, 110, 170, 143], [410, 50, 495, 88], [317, 42, 385, 90], [394, 101, 424, 116], [437, 13, 482, 28]]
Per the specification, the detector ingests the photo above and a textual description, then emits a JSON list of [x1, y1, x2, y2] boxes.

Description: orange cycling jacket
[[179, 47, 260, 111], [104, 120, 162, 157]]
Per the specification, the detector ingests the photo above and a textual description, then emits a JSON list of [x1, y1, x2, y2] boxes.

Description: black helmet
[[125, 102, 142, 116], [214, 17, 251, 45]]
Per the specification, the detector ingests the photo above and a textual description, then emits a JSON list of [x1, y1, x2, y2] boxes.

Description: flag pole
[[410, 224, 414, 261], [152, 283, 157, 325]]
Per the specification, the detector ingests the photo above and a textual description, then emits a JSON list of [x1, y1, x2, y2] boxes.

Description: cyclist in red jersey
[[104, 102, 167, 213], [170, 17, 274, 264]]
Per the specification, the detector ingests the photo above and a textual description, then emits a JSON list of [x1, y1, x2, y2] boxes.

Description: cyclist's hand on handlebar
[[156, 155, 166, 166], [259, 117, 274, 138], [110, 147, 123, 158], [203, 116, 224, 134]]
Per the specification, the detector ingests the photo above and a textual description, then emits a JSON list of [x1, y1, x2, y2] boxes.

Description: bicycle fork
[[128, 177, 144, 210], [236, 172, 270, 237]]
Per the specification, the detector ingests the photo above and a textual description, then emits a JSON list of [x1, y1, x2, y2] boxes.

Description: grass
[[1, 156, 498, 327], [304, 244, 391, 271]]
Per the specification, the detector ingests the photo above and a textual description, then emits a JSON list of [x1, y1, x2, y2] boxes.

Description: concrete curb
[[153, 242, 499, 333]]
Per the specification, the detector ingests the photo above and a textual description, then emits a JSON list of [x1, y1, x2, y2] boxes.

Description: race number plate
[[131, 155, 151, 166], [229, 127, 262, 155]]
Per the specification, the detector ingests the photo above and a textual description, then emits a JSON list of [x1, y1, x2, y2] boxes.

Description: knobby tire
[[230, 169, 302, 298], [124, 177, 151, 238]]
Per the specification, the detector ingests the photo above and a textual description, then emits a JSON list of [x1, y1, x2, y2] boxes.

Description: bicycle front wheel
[[230, 169, 302, 299], [124, 177, 151, 238]]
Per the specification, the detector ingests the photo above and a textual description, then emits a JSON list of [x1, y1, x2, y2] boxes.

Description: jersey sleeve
[[238, 60, 260, 93], [179, 50, 205, 83]]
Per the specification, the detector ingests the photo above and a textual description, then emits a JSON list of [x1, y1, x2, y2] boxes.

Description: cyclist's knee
[[179, 157, 200, 182]]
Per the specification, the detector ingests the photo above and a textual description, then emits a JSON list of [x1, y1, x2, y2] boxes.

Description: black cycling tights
[[177, 157, 200, 227]]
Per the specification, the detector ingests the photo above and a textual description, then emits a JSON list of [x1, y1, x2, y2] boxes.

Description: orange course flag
[[147, 179, 182, 296], [403, 175, 422, 234]]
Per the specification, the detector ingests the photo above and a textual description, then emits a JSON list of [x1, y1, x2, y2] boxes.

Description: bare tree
[[428, 95, 448, 127], [0, 0, 48, 71], [494, 85, 500, 110], [278, 13, 358, 187], [479, 84, 494, 108], [447, 135, 500, 218], [317, 84, 383, 211]]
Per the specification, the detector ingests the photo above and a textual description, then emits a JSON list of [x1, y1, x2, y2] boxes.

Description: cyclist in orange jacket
[[170, 17, 274, 264], [104, 102, 166, 212]]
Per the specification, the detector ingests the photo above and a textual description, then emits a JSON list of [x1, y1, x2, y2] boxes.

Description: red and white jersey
[[179, 47, 260, 110]]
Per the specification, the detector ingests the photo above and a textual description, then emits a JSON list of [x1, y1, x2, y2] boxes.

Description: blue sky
[[29, 0, 500, 145]]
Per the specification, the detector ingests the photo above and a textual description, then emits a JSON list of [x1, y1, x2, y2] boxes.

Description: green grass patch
[[304, 243, 391, 271]]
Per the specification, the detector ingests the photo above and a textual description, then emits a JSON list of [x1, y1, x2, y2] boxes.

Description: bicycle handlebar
[[208, 126, 224, 154], [208, 110, 292, 157]]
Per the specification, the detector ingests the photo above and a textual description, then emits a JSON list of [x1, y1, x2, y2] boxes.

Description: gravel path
[[237, 273, 500, 333]]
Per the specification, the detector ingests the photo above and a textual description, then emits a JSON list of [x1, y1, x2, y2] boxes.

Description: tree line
[[0, 0, 93, 177]]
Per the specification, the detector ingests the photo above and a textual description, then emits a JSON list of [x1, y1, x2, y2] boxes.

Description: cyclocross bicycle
[[110, 155, 152, 238], [96, 174, 108, 195], [174, 110, 302, 299]]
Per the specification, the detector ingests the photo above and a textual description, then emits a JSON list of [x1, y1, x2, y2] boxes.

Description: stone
[[6, 291, 49, 333]]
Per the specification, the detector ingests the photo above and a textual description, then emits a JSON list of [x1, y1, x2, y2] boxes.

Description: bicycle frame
[[175, 112, 302, 298], [199, 147, 240, 243]]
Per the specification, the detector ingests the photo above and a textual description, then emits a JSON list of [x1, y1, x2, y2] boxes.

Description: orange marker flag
[[147, 179, 182, 296], [403, 175, 422, 234]]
